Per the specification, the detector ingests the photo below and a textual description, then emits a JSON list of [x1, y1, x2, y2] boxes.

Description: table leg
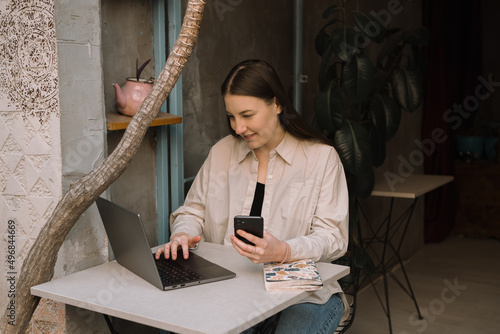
[[103, 314, 120, 334], [381, 198, 394, 334], [387, 244, 423, 320], [389, 197, 423, 320], [357, 196, 424, 333]]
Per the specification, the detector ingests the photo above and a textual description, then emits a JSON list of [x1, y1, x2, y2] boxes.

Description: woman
[[156, 59, 349, 333]]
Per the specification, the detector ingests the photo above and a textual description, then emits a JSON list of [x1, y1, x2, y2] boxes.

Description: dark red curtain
[[422, 0, 482, 242]]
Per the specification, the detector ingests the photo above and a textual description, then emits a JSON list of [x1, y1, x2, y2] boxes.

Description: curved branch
[[1, 1, 206, 332]]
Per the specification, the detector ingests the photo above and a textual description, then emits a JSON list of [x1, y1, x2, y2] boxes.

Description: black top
[[250, 182, 265, 217]]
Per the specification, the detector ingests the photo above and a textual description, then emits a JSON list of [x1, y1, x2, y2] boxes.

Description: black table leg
[[357, 196, 424, 333], [103, 314, 119, 334]]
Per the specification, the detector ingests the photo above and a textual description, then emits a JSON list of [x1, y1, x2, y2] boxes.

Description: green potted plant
[[314, 5, 428, 197], [312, 3, 429, 321]]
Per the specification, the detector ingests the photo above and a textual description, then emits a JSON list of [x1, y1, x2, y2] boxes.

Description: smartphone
[[234, 215, 264, 246]]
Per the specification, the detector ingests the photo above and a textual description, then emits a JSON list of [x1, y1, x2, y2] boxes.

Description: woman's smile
[[243, 133, 256, 141]]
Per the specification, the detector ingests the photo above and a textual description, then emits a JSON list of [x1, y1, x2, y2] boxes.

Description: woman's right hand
[[155, 232, 202, 260]]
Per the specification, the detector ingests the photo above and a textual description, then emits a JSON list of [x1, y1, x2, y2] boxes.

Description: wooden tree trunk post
[[1, 1, 206, 332]]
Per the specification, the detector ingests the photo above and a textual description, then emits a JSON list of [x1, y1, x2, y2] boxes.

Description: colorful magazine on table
[[263, 259, 323, 291]]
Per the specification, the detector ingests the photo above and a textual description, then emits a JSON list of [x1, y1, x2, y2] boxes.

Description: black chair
[[334, 249, 360, 333]]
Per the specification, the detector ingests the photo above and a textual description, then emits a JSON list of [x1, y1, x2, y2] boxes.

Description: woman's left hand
[[230, 230, 289, 264]]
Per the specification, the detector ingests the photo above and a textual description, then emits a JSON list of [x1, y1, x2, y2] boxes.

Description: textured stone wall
[[1, 0, 109, 331], [0, 0, 63, 330]]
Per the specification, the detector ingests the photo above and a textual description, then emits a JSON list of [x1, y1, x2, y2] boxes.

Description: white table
[[371, 174, 454, 199], [358, 174, 454, 333], [31, 242, 349, 334]]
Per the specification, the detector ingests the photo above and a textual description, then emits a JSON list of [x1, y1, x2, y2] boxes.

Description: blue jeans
[[241, 293, 344, 334]]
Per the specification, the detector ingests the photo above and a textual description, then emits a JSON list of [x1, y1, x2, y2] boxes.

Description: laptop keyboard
[[153, 255, 204, 285]]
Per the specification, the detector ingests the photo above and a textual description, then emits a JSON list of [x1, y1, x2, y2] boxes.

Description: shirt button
[[268, 175, 273, 180]]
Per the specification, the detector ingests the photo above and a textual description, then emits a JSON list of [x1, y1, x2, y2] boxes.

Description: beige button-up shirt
[[170, 133, 349, 312]]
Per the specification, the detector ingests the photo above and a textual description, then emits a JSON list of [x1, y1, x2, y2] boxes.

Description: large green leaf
[[348, 164, 375, 198], [384, 98, 401, 140], [368, 123, 386, 167], [371, 68, 388, 96], [391, 66, 423, 112], [342, 53, 374, 103], [352, 11, 386, 43], [385, 27, 402, 37], [318, 45, 335, 90], [314, 93, 334, 133], [328, 82, 345, 130], [376, 29, 403, 69], [334, 120, 371, 176], [322, 5, 343, 19], [314, 81, 344, 133], [330, 26, 358, 62], [315, 19, 339, 55], [369, 94, 400, 140], [382, 44, 403, 73], [315, 27, 331, 56], [369, 96, 387, 139]]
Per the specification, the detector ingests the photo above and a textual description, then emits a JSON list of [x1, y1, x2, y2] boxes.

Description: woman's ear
[[275, 98, 282, 114]]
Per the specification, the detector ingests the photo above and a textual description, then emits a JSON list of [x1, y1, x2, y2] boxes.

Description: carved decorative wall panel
[[0, 0, 62, 330]]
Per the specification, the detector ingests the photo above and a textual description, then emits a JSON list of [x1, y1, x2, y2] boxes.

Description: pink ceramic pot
[[112, 77, 153, 116]]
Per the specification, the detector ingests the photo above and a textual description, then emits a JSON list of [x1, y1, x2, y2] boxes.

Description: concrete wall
[[182, 0, 294, 178], [56, 0, 107, 278], [55, 0, 109, 330], [102, 0, 158, 249]]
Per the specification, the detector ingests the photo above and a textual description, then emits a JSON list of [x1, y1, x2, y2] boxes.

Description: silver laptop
[[95, 197, 236, 290]]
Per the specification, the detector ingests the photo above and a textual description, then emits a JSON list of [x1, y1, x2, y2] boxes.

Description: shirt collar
[[274, 132, 298, 165], [236, 132, 298, 165]]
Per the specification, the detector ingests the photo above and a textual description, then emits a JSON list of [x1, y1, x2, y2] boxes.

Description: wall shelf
[[106, 112, 182, 131]]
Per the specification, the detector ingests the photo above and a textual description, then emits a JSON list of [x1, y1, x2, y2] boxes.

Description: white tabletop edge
[[371, 174, 454, 199], [30, 243, 350, 334]]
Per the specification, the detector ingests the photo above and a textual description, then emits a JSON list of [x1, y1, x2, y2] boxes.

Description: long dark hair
[[221, 59, 332, 146]]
